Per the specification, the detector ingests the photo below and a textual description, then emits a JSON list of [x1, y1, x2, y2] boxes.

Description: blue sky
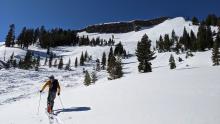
[[0, 0, 219, 41]]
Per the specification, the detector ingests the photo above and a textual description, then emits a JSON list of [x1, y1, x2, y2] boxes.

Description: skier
[[40, 75, 61, 114]]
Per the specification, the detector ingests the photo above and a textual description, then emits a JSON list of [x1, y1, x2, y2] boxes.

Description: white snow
[[0, 17, 220, 124]]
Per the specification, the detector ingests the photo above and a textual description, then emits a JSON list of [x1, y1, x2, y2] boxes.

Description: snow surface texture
[[0, 17, 219, 124]]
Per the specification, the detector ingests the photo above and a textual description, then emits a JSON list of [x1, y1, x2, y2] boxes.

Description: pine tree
[[206, 26, 214, 49], [44, 56, 48, 66], [197, 24, 207, 51], [171, 30, 178, 45], [164, 34, 172, 51], [212, 34, 220, 66], [192, 16, 199, 25], [7, 52, 15, 68], [108, 56, 123, 79], [156, 35, 164, 52], [65, 58, 71, 70], [58, 57, 63, 69], [48, 54, 53, 68], [96, 59, 101, 71], [84, 70, 91, 86], [75, 57, 78, 68], [91, 70, 98, 83], [12, 59, 17, 68], [169, 54, 176, 69], [114, 42, 124, 56], [53, 59, 58, 67], [18, 59, 23, 69], [107, 47, 115, 73], [80, 52, 85, 66], [84, 51, 88, 62], [23, 50, 33, 69], [5, 24, 15, 47], [101, 52, 106, 69], [136, 34, 156, 73], [206, 14, 218, 26], [180, 27, 191, 50], [35, 55, 40, 71], [17, 27, 26, 48], [190, 30, 197, 51]]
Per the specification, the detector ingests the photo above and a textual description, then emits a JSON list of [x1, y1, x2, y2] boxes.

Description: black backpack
[[49, 79, 59, 92]]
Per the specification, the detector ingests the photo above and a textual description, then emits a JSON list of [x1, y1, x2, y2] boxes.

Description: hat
[[49, 75, 54, 80]]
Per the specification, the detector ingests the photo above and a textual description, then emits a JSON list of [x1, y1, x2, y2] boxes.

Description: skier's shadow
[[54, 107, 91, 115]]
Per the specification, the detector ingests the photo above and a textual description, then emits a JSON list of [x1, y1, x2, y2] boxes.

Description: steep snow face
[[78, 17, 195, 48], [78, 17, 218, 54]]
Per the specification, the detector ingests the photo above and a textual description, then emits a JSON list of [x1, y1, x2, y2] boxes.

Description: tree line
[[5, 26, 115, 49]]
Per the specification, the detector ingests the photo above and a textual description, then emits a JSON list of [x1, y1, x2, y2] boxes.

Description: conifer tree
[[156, 35, 164, 52], [136, 34, 156, 73], [192, 16, 199, 25], [180, 27, 191, 50], [12, 59, 17, 68], [197, 24, 207, 51], [53, 59, 58, 67], [212, 34, 220, 66], [5, 24, 15, 47], [206, 26, 214, 49], [58, 57, 63, 69], [35, 55, 40, 71], [164, 34, 172, 51], [44, 56, 48, 66], [114, 42, 124, 56], [108, 56, 123, 79], [171, 30, 178, 45], [65, 58, 71, 70], [96, 59, 101, 71], [75, 57, 78, 68], [84, 51, 88, 62], [190, 30, 197, 51], [18, 59, 23, 69], [169, 54, 176, 69], [107, 47, 115, 73], [48, 54, 53, 68], [84, 70, 91, 86], [23, 50, 33, 69], [80, 52, 85, 66], [101, 52, 106, 69], [91, 70, 98, 83], [175, 40, 182, 54]]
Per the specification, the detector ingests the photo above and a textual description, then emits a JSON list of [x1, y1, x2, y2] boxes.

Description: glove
[[58, 92, 60, 96]]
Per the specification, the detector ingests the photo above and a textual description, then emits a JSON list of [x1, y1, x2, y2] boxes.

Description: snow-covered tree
[[75, 57, 78, 68], [84, 70, 91, 86], [101, 52, 106, 70], [169, 54, 176, 69], [91, 70, 98, 83], [65, 58, 71, 70], [5, 24, 15, 47], [58, 57, 63, 69], [80, 52, 85, 66], [212, 34, 220, 66], [136, 34, 156, 73]]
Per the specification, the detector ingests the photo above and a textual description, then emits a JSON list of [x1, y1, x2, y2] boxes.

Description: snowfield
[[0, 17, 220, 124]]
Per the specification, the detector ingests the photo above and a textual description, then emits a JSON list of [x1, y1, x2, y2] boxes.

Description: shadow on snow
[[54, 107, 91, 115]]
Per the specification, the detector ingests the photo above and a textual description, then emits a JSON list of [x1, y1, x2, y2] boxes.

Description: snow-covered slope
[[0, 51, 220, 124], [78, 17, 218, 53], [0, 17, 220, 124]]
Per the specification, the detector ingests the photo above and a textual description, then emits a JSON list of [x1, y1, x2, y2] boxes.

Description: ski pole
[[37, 93, 42, 115], [59, 96, 64, 110]]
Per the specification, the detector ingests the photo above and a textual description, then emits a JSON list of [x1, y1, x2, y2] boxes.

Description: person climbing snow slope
[[40, 75, 61, 114]]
